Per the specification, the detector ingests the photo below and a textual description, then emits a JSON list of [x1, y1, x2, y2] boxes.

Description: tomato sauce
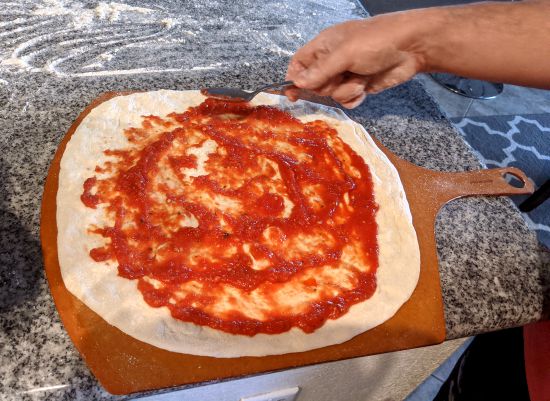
[[81, 98, 379, 336]]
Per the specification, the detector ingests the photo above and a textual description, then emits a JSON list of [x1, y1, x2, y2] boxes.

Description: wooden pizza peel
[[40, 92, 534, 395]]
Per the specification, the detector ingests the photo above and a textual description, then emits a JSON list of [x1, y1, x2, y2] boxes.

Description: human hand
[[287, 1, 550, 108], [285, 15, 428, 108]]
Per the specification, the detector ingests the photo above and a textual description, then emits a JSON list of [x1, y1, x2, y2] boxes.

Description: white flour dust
[[31, 0, 154, 27], [0, 0, 362, 78]]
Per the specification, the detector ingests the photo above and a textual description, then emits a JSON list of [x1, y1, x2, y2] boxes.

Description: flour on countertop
[[31, 0, 154, 25], [160, 18, 176, 29], [0, 0, 364, 78]]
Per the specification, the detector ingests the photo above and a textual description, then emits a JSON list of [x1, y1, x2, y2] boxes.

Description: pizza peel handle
[[427, 166, 534, 206], [382, 145, 535, 221]]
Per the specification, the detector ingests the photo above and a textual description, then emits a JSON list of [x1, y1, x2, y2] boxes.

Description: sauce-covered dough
[[57, 91, 419, 357], [81, 98, 379, 336]]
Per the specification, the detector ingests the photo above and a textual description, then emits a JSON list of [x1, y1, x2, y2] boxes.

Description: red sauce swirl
[[81, 98, 379, 336]]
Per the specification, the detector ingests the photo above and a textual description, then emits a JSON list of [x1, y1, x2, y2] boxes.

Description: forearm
[[412, 1, 550, 88], [286, 0, 550, 107]]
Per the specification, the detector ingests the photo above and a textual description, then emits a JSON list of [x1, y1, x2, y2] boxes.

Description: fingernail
[[294, 70, 311, 87], [286, 61, 304, 79]]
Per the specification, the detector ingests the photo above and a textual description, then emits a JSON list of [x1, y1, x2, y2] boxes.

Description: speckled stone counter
[[1, 1, 548, 400]]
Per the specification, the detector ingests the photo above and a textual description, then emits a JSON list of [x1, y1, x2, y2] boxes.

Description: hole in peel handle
[[502, 171, 527, 189], [493, 167, 534, 195]]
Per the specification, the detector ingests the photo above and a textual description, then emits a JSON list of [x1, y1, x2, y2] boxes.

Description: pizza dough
[[57, 90, 420, 357]]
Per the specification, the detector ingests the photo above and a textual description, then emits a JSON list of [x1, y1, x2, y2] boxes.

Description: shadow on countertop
[[0, 157, 42, 314]]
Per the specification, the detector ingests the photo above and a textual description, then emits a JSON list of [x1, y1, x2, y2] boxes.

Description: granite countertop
[[1, 0, 548, 399]]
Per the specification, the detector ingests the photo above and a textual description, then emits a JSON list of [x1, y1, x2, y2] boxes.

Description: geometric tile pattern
[[451, 114, 550, 249]]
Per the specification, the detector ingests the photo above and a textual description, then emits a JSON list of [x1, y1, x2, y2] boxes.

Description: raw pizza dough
[[57, 90, 420, 357]]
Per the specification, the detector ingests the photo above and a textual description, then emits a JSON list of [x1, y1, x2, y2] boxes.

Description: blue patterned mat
[[451, 114, 550, 249]]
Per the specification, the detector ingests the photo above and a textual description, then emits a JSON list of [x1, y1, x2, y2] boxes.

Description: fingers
[[284, 74, 368, 108], [285, 64, 414, 108], [286, 57, 309, 81], [292, 54, 350, 90], [286, 32, 351, 90], [341, 92, 367, 109], [330, 74, 368, 105], [333, 57, 419, 108], [284, 73, 368, 107], [364, 57, 418, 94], [314, 75, 345, 97], [283, 86, 301, 102]]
